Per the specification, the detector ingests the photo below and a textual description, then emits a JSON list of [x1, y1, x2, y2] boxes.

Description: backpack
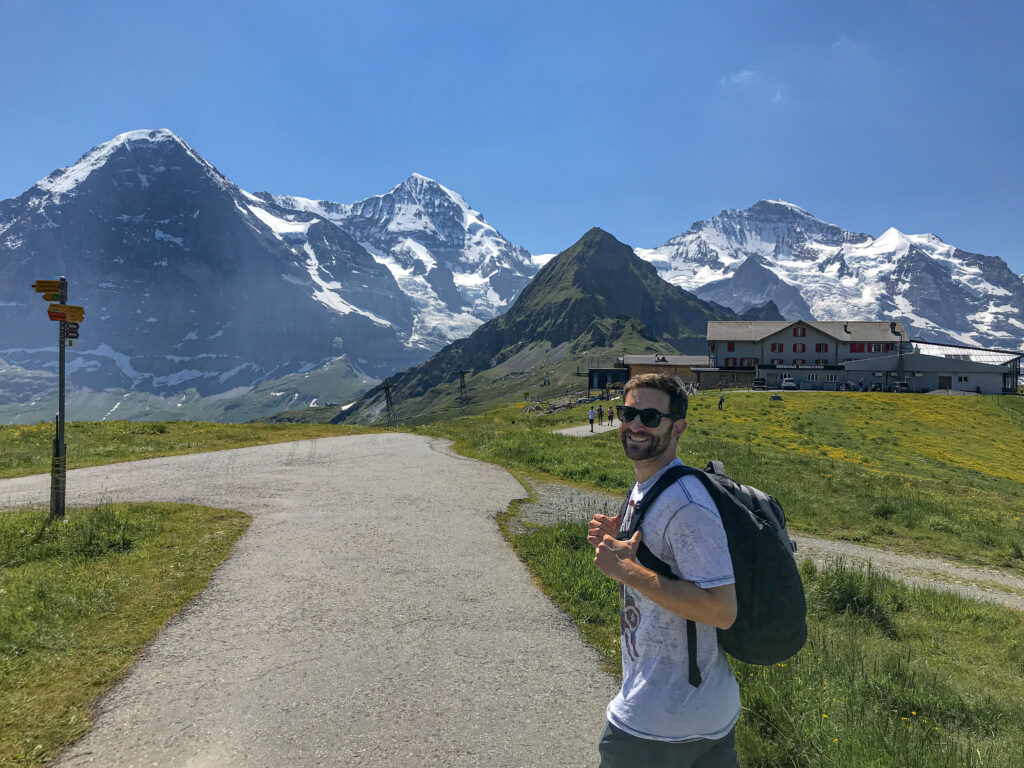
[[616, 461, 807, 687]]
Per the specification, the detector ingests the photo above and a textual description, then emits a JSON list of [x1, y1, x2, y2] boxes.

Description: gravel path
[[0, 435, 617, 768], [515, 481, 1024, 613]]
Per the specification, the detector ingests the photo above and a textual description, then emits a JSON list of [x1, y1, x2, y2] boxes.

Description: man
[[588, 406, 596, 432], [588, 373, 739, 767]]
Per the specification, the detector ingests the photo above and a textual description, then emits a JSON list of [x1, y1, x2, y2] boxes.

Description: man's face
[[618, 387, 686, 463]]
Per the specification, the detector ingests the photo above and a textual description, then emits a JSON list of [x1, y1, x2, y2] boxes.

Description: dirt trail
[[515, 481, 1024, 612], [0, 435, 617, 768]]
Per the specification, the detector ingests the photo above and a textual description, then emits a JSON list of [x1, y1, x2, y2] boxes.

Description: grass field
[[0, 421, 377, 479], [512, 520, 1024, 767], [420, 392, 1024, 571], [0, 503, 250, 768], [1, 391, 1022, 765]]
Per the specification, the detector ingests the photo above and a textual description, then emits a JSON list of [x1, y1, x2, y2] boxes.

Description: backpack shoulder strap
[[619, 464, 692, 539]]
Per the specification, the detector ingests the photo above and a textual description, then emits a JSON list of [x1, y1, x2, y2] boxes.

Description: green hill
[[291, 228, 753, 425]]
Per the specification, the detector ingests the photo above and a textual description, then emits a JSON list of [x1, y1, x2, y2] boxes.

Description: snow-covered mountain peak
[[32, 128, 227, 203], [873, 227, 910, 251], [261, 174, 536, 350], [636, 200, 1024, 349], [747, 199, 817, 218]]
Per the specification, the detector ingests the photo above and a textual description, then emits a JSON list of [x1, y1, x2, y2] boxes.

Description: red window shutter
[[727, 342, 735, 352]]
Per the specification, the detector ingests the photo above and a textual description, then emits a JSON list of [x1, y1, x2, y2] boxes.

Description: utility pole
[[456, 370, 469, 414], [381, 383, 396, 427], [33, 276, 84, 519]]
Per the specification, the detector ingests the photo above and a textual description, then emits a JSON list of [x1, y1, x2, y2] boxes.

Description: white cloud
[[721, 69, 758, 87], [720, 68, 785, 106]]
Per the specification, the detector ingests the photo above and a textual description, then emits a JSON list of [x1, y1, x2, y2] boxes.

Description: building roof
[[843, 350, 1017, 373], [707, 320, 908, 343], [910, 340, 1023, 365], [622, 354, 710, 367]]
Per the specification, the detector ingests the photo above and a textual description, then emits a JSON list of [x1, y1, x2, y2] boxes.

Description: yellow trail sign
[[48, 304, 85, 321], [33, 280, 62, 292]]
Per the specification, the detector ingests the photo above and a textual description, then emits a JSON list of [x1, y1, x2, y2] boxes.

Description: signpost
[[32, 277, 84, 519]]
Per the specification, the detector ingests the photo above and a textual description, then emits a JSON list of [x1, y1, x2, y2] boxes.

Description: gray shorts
[[598, 722, 739, 768]]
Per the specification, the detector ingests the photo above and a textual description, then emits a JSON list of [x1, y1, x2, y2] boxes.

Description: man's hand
[[594, 530, 642, 582], [587, 513, 621, 546]]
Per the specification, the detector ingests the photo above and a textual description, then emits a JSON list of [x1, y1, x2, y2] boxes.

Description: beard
[[620, 425, 674, 463]]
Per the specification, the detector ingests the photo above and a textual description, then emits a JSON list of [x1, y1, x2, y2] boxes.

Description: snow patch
[[246, 205, 316, 238], [154, 229, 183, 247], [301, 243, 393, 327]]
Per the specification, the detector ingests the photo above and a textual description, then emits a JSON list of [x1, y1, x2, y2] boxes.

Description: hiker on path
[[608, 406, 615, 426], [587, 374, 739, 767], [597, 404, 604, 424], [718, 392, 724, 411], [588, 407, 596, 432]]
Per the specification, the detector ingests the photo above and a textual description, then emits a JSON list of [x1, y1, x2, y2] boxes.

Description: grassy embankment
[[0, 421, 373, 766], [421, 391, 1024, 570], [416, 391, 1024, 766], [1, 393, 1022, 765], [0, 503, 250, 768], [0, 420, 378, 479]]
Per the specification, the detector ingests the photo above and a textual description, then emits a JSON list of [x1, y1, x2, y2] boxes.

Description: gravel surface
[[0, 435, 618, 768], [515, 481, 1024, 612]]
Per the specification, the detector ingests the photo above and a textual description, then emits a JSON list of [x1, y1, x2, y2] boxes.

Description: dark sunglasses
[[616, 406, 674, 428]]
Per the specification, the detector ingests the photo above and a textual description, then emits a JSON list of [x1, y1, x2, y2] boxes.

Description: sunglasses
[[616, 406, 674, 428]]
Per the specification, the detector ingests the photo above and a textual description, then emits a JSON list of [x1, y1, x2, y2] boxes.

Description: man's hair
[[624, 373, 688, 420]]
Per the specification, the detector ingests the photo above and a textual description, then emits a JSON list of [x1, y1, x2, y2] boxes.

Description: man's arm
[[594, 532, 737, 630]]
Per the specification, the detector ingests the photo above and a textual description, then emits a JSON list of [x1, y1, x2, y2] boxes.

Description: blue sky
[[2, 0, 1023, 273]]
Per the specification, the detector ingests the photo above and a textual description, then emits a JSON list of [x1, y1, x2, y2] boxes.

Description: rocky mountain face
[[337, 228, 753, 424], [636, 200, 1024, 349], [264, 173, 537, 350], [0, 130, 534, 415]]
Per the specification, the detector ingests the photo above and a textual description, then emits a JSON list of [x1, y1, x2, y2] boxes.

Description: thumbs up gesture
[[594, 530, 642, 581]]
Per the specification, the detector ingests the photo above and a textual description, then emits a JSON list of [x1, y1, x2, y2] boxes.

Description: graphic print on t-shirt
[[620, 584, 640, 660]]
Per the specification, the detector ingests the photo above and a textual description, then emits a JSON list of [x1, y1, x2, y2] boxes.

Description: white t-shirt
[[607, 458, 740, 742]]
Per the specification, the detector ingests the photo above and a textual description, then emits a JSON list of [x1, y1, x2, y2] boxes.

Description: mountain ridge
[[333, 227, 757, 425], [637, 200, 1024, 349]]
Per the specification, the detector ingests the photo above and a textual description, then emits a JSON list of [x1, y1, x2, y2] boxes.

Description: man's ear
[[673, 418, 687, 438]]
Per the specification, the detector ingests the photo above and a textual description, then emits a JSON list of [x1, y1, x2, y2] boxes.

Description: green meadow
[[1, 390, 1022, 766], [514, 522, 1023, 767], [421, 390, 1024, 766], [420, 392, 1024, 570], [0, 503, 250, 767], [0, 420, 375, 479]]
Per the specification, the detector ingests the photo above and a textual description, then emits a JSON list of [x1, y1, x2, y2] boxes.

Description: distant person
[[588, 374, 739, 767], [718, 392, 724, 411], [597, 404, 604, 424], [717, 381, 723, 393], [608, 406, 615, 426], [589, 407, 596, 432]]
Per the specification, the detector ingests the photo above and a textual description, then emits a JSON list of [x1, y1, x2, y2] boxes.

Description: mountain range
[[1, 129, 1022, 423], [0, 130, 537, 422], [324, 227, 761, 425], [636, 200, 1024, 348]]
